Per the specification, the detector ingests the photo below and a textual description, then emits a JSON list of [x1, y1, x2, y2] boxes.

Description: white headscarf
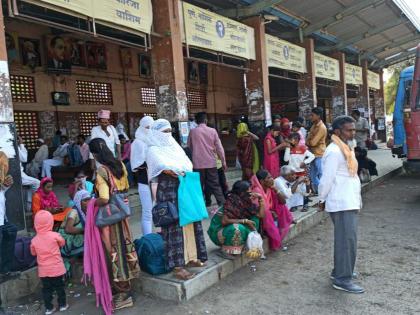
[[146, 119, 193, 180], [131, 116, 154, 171]]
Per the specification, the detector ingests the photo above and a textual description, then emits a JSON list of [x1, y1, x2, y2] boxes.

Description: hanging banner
[[314, 52, 340, 81], [93, 0, 153, 34], [26, 0, 93, 16], [265, 34, 306, 73], [345, 63, 363, 85], [182, 2, 256, 60], [368, 70, 380, 90]]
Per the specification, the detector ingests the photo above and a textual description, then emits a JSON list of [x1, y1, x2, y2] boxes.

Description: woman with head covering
[[236, 122, 260, 180], [32, 177, 71, 225], [146, 119, 208, 280], [59, 189, 91, 273], [86, 138, 139, 311], [263, 126, 288, 178], [207, 180, 265, 259], [131, 116, 154, 235]]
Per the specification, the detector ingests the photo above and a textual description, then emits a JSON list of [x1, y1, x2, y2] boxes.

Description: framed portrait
[[5, 33, 19, 66], [19, 38, 41, 70], [188, 61, 199, 84], [86, 42, 107, 70], [120, 48, 133, 69], [67, 38, 86, 67], [139, 54, 151, 77], [198, 63, 208, 84], [46, 35, 72, 74]]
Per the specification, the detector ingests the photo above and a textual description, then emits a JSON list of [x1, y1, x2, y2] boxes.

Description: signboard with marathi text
[[182, 2, 255, 60], [345, 63, 363, 85], [265, 34, 306, 73], [314, 52, 340, 81], [24, 0, 152, 34], [93, 0, 153, 35], [368, 70, 380, 90]]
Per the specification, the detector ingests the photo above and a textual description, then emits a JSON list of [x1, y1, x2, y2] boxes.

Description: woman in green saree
[[59, 189, 91, 273], [208, 180, 265, 259]]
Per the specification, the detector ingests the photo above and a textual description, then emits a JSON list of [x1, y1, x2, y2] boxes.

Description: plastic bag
[[246, 231, 264, 260]]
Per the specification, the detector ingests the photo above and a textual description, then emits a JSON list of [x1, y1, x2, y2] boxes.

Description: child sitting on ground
[[283, 133, 314, 211], [31, 210, 68, 315]]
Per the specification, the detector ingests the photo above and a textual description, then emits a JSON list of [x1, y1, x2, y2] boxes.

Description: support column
[[374, 69, 386, 141], [330, 51, 348, 118], [243, 16, 271, 127], [358, 60, 371, 123], [151, 0, 188, 124], [0, 4, 25, 230], [298, 38, 317, 124]]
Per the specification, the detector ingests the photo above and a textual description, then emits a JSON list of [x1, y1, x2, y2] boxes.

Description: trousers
[[41, 276, 66, 310], [329, 210, 358, 283], [41, 159, 63, 178], [205, 168, 228, 206], [138, 183, 153, 235], [195, 168, 226, 206], [0, 221, 17, 273]]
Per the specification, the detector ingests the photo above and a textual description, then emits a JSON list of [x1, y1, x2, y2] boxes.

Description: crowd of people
[[0, 107, 380, 314]]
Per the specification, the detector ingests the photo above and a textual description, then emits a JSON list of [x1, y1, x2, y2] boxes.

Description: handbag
[[95, 167, 131, 227], [152, 201, 179, 227], [177, 172, 209, 227]]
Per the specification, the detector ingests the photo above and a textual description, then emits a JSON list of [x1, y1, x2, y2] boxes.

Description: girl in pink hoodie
[[30, 210, 69, 315]]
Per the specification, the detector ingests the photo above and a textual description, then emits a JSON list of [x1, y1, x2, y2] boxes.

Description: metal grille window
[[76, 80, 113, 105], [10, 75, 36, 103], [143, 113, 157, 119], [14, 111, 39, 149], [79, 112, 98, 136], [187, 89, 207, 109], [141, 87, 157, 108]]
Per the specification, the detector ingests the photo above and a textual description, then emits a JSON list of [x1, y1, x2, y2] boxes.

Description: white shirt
[[18, 144, 28, 172], [34, 144, 49, 164], [284, 146, 315, 173], [300, 127, 307, 140], [274, 176, 307, 209], [90, 125, 120, 156], [318, 143, 362, 212], [52, 143, 69, 161]]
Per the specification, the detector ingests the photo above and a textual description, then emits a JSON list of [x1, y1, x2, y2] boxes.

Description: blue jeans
[[310, 157, 323, 194]]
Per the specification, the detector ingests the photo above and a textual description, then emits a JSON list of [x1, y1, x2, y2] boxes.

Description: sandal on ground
[[186, 260, 207, 268], [174, 268, 195, 280]]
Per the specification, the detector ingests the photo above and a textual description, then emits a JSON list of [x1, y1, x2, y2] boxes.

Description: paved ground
[[4, 172, 419, 315]]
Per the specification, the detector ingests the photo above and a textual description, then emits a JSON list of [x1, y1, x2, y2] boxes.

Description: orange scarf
[[331, 135, 358, 177]]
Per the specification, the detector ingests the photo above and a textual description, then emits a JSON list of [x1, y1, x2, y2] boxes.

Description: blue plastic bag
[[178, 172, 208, 227]]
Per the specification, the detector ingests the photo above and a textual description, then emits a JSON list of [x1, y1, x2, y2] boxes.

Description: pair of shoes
[[114, 297, 134, 311], [45, 307, 56, 315], [330, 272, 358, 280], [59, 304, 69, 312], [332, 281, 365, 294]]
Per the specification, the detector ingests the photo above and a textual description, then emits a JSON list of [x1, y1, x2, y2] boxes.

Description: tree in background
[[384, 58, 415, 115]]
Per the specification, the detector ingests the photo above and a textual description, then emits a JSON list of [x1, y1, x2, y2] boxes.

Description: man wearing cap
[[41, 136, 70, 178], [90, 110, 121, 160], [318, 115, 364, 294], [26, 139, 49, 178]]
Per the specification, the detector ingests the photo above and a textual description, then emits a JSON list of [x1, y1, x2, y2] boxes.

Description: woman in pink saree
[[263, 126, 287, 178], [250, 169, 294, 250]]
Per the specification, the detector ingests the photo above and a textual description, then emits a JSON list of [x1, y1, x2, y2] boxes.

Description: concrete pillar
[[330, 51, 348, 118], [151, 0, 188, 123], [243, 16, 271, 127], [298, 38, 317, 123], [374, 69, 386, 141], [0, 4, 25, 230]]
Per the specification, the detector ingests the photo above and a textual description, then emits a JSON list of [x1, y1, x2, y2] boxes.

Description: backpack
[[134, 233, 169, 275], [12, 236, 37, 272]]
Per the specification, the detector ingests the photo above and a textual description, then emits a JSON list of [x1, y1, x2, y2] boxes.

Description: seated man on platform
[[41, 136, 69, 178]]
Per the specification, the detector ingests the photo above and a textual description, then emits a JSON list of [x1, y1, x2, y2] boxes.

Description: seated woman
[[67, 170, 94, 208], [32, 177, 71, 227], [59, 189, 91, 274], [251, 170, 294, 251], [208, 180, 265, 259]]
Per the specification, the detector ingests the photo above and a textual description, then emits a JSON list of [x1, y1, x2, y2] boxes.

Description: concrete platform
[[0, 147, 403, 306]]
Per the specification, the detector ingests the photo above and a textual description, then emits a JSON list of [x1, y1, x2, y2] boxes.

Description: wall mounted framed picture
[[86, 42, 107, 70], [46, 35, 72, 74], [188, 61, 199, 84], [19, 38, 41, 70], [139, 53, 151, 77]]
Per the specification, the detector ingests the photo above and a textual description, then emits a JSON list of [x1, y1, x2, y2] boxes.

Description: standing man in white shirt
[[318, 115, 364, 294], [41, 135, 69, 178], [90, 110, 121, 160]]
